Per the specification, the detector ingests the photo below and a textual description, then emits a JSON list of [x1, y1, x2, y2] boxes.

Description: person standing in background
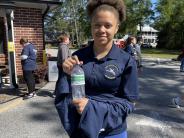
[[179, 48, 184, 72], [124, 36, 139, 64], [135, 38, 143, 68], [172, 94, 184, 108], [20, 38, 37, 100], [54, 33, 71, 97], [124, 36, 137, 56], [180, 57, 184, 72], [171, 48, 184, 108]]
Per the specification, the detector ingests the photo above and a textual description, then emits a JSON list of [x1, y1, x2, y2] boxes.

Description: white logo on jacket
[[104, 64, 119, 79]]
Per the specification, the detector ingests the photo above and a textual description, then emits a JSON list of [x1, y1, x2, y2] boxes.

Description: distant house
[[137, 25, 159, 47], [0, 0, 61, 87]]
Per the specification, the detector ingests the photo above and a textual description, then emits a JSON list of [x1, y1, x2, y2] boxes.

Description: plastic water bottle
[[71, 64, 85, 99]]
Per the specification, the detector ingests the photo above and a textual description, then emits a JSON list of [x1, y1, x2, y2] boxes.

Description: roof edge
[[0, 0, 62, 5]]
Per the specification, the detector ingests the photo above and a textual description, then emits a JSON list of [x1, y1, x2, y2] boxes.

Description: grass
[[141, 48, 180, 59]]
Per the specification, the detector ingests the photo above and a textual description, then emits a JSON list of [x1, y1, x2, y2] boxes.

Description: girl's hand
[[62, 55, 83, 74], [72, 98, 89, 114]]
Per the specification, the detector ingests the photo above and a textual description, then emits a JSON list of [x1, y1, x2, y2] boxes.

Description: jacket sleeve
[[21, 47, 29, 60], [78, 98, 134, 138], [119, 56, 139, 102]]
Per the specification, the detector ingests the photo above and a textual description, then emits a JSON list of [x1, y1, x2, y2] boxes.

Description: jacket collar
[[89, 42, 119, 61]]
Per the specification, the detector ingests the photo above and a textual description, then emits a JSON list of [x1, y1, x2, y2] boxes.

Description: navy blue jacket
[[124, 44, 137, 59], [55, 42, 139, 138], [21, 43, 37, 71]]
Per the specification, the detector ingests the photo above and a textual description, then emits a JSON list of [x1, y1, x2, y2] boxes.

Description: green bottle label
[[71, 74, 85, 85]]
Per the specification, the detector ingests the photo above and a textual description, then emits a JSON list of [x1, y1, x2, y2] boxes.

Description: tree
[[119, 0, 153, 36], [45, 0, 88, 47], [45, 0, 153, 45], [154, 0, 184, 49]]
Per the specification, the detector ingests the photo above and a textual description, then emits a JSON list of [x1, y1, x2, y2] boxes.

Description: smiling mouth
[[98, 36, 107, 38]]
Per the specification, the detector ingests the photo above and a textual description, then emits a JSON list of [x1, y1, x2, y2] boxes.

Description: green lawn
[[141, 48, 180, 59]]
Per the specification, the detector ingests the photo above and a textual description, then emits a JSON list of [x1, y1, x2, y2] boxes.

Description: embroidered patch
[[104, 64, 119, 79]]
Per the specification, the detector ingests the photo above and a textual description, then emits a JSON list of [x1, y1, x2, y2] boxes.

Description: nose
[[98, 25, 106, 33]]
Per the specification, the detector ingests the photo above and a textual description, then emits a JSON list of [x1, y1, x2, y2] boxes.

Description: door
[[0, 17, 5, 60]]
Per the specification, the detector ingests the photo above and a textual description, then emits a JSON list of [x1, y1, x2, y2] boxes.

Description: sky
[[151, 0, 157, 4], [151, 0, 157, 10]]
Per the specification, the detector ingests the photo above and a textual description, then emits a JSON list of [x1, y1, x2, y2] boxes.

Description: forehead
[[92, 10, 118, 23]]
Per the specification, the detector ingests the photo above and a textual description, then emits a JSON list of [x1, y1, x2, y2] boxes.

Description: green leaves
[[45, 0, 153, 45], [154, 0, 184, 49], [119, 0, 153, 35]]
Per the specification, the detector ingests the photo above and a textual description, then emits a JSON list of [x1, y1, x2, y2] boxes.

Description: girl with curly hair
[[55, 0, 139, 138]]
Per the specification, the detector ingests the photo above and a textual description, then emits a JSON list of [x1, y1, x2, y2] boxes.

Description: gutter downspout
[[42, 4, 50, 65]]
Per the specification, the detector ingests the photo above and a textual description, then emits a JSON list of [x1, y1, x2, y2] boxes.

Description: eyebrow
[[92, 21, 113, 24]]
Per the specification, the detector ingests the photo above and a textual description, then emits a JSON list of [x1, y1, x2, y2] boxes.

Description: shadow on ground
[[0, 88, 21, 104], [0, 81, 47, 104], [134, 59, 184, 124], [26, 90, 67, 137]]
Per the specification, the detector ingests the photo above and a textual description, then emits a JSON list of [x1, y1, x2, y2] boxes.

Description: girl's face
[[132, 38, 137, 45], [65, 37, 70, 45], [91, 10, 119, 46]]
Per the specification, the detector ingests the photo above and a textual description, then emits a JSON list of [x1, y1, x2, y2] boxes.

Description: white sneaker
[[172, 97, 181, 108], [23, 92, 36, 100]]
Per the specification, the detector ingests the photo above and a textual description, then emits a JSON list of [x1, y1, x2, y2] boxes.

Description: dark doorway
[[0, 17, 5, 55]]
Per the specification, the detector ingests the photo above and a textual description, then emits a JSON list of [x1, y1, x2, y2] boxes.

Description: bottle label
[[71, 74, 85, 85]]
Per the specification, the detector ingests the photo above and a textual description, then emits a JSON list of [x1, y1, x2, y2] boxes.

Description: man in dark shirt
[[20, 38, 37, 99], [57, 33, 71, 69], [54, 33, 71, 97]]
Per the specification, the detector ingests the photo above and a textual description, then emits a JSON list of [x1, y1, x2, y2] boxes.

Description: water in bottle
[[71, 64, 85, 99]]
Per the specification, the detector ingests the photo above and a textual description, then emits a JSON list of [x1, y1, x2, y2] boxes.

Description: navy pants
[[54, 65, 63, 95], [23, 70, 35, 93], [180, 58, 184, 71]]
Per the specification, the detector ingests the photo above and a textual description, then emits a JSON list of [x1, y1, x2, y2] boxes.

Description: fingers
[[72, 98, 88, 114], [71, 55, 80, 65], [62, 55, 82, 74], [73, 100, 83, 114], [62, 58, 74, 74]]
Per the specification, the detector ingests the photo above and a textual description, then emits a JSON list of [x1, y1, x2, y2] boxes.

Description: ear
[[115, 24, 119, 34]]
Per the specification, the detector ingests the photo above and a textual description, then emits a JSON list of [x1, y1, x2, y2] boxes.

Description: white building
[[137, 25, 159, 47]]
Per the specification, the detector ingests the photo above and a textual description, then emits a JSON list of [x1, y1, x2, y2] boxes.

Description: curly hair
[[87, 0, 126, 23]]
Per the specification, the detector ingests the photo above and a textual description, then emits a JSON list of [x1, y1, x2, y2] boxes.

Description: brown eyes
[[105, 24, 112, 29], [93, 23, 112, 29]]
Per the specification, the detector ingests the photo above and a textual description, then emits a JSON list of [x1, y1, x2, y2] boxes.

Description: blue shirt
[[21, 43, 37, 71], [55, 42, 139, 138], [124, 44, 137, 59]]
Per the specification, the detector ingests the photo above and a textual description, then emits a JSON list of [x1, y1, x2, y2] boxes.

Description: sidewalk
[[0, 81, 48, 113], [0, 81, 69, 138]]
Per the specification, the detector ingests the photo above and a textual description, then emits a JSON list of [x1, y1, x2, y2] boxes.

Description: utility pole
[[4, 9, 18, 88]]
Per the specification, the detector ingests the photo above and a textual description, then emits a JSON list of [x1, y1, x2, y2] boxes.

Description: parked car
[[141, 43, 152, 48]]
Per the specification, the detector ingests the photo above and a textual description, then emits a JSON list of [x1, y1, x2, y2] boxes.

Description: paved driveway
[[128, 59, 184, 138]]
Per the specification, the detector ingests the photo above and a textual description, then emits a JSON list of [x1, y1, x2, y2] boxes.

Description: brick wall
[[13, 7, 44, 75]]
